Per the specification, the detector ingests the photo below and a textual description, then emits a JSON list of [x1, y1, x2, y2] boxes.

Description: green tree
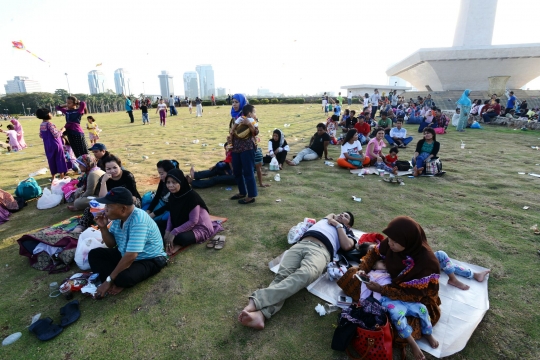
[[54, 89, 69, 99]]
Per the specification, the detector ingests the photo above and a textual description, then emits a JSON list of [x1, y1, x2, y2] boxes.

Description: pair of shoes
[[238, 198, 255, 204], [230, 194, 246, 200], [207, 235, 227, 249]]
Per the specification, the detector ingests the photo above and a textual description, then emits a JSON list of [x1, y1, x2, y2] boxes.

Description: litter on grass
[[518, 172, 526, 175], [531, 224, 540, 235], [29, 168, 48, 177], [352, 196, 361, 202], [276, 199, 281, 202], [523, 206, 530, 210]]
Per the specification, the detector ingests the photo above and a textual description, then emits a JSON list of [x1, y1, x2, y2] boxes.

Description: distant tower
[[183, 72, 199, 99], [88, 70, 107, 94], [158, 71, 174, 98], [4, 76, 41, 94], [453, 0, 498, 47], [195, 65, 215, 98], [114, 68, 131, 95]]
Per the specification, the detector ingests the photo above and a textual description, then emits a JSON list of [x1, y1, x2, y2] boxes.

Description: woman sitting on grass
[[263, 129, 289, 170], [163, 169, 223, 255], [68, 155, 105, 211], [145, 159, 180, 233], [365, 128, 386, 166], [354, 217, 441, 360], [412, 128, 439, 177], [336, 129, 369, 169]]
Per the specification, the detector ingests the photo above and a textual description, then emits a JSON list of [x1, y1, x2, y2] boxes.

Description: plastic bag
[[36, 188, 63, 209], [89, 199, 105, 218], [471, 121, 483, 129], [75, 227, 107, 270], [287, 219, 315, 244], [51, 177, 71, 196], [269, 157, 280, 171]]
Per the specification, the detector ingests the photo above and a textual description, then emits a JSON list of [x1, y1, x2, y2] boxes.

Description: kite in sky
[[11, 40, 48, 63], [96, 63, 102, 67]]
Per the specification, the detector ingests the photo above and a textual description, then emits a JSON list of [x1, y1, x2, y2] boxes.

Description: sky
[[1, 0, 540, 96]]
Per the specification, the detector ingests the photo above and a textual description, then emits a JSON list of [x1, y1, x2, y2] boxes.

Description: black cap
[[88, 143, 106, 151], [94, 187, 133, 205]]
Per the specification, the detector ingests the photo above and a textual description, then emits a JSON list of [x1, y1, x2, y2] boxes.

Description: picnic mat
[[268, 227, 489, 358], [349, 167, 413, 177]]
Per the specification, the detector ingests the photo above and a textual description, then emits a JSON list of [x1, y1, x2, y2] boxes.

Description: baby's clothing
[[87, 123, 99, 136], [360, 269, 392, 301], [234, 116, 258, 127], [376, 161, 394, 173]]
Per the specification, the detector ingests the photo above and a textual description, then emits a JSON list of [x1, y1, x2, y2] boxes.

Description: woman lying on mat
[[342, 216, 441, 360], [163, 169, 223, 255]]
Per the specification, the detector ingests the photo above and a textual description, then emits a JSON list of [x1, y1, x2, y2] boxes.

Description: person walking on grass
[[156, 99, 167, 126], [124, 94, 134, 123], [456, 90, 471, 132], [141, 102, 149, 125], [195, 97, 203, 117], [169, 95, 177, 116]]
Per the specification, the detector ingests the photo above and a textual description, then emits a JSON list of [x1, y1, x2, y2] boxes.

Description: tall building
[[217, 87, 226, 97], [183, 71, 199, 99], [195, 64, 215, 98], [88, 70, 107, 94], [4, 76, 41, 94], [158, 71, 174, 98], [114, 68, 131, 95]]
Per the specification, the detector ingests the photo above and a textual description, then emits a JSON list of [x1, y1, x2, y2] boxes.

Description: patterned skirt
[[66, 130, 88, 158]]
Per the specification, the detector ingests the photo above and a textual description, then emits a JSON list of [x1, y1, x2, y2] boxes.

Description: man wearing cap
[[88, 143, 110, 171], [90, 187, 167, 298]]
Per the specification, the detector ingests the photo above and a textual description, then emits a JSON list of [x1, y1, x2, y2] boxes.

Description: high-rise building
[[4, 76, 41, 94], [88, 70, 107, 94], [158, 71, 174, 98], [217, 87, 226, 97], [195, 64, 215, 98], [114, 68, 131, 95], [183, 72, 199, 99]]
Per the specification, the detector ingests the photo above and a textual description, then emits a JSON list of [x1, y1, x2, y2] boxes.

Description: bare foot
[[424, 334, 439, 349], [167, 244, 182, 256], [393, 166, 398, 175], [413, 166, 419, 177], [238, 310, 265, 329], [416, 167, 424, 177], [108, 284, 124, 295], [473, 270, 490, 282], [244, 298, 257, 312], [285, 160, 297, 166], [448, 277, 470, 290], [190, 166, 195, 179], [279, 164, 283, 170], [259, 183, 270, 188], [406, 336, 426, 360]]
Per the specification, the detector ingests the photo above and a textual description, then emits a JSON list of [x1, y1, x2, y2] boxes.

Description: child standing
[[36, 108, 68, 181], [141, 103, 149, 124], [86, 116, 100, 145], [156, 99, 167, 126]]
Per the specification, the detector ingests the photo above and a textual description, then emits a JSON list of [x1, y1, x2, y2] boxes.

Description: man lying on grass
[[239, 212, 356, 329], [90, 187, 167, 298]]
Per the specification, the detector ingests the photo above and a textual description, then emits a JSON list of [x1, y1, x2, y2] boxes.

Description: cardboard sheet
[[268, 232, 489, 358], [349, 167, 412, 177]]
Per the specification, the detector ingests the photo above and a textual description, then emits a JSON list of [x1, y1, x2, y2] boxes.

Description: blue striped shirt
[[109, 208, 166, 260]]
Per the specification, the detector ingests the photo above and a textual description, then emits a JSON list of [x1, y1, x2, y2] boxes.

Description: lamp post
[[65, 73, 71, 95]]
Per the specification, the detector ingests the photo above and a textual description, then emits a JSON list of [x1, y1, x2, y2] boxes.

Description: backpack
[[15, 177, 42, 201]]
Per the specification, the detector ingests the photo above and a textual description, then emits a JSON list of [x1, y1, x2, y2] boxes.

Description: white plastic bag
[[75, 227, 107, 270], [287, 220, 315, 244], [51, 177, 71, 196], [269, 157, 280, 171], [36, 188, 63, 209]]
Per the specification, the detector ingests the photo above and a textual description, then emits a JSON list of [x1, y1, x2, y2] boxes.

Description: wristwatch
[[106, 276, 113, 284], [335, 224, 344, 229]]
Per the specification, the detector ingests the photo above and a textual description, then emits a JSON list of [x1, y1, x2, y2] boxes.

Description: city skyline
[[4, 76, 41, 94], [87, 70, 107, 94], [1, 0, 539, 96], [114, 68, 131, 95], [158, 71, 174, 98]]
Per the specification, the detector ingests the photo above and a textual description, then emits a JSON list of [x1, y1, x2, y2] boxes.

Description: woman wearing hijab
[[456, 90, 471, 132], [10, 118, 27, 149], [68, 154, 105, 211], [355, 217, 441, 360], [163, 169, 223, 255], [146, 160, 179, 233], [263, 129, 289, 170]]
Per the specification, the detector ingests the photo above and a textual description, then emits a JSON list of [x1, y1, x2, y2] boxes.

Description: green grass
[[1, 104, 540, 359]]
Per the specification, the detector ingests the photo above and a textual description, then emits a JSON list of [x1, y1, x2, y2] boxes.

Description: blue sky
[[1, 0, 539, 96]]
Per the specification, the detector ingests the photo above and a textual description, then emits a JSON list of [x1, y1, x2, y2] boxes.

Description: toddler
[[141, 103, 149, 124], [359, 260, 391, 301], [384, 146, 399, 168], [86, 116, 100, 145]]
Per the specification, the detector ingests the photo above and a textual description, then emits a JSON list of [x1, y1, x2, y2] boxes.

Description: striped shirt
[[109, 208, 166, 260]]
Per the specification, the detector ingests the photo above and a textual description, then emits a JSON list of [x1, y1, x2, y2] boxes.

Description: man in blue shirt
[[90, 187, 167, 298], [505, 91, 516, 115]]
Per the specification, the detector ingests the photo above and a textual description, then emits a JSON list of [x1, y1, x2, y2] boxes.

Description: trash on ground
[[531, 224, 540, 235], [314, 304, 326, 316], [518, 172, 526, 175], [523, 206, 530, 210], [2, 332, 22, 346], [29, 168, 48, 177], [225, 187, 232, 190], [276, 199, 281, 202], [352, 196, 361, 202]]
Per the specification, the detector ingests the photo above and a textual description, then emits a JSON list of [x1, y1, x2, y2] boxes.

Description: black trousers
[[88, 247, 167, 288], [128, 111, 134, 123], [263, 151, 287, 165], [173, 230, 197, 247], [66, 130, 88, 158]]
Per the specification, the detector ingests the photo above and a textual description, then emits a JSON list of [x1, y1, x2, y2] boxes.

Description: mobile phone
[[338, 295, 353, 303], [355, 274, 370, 283]]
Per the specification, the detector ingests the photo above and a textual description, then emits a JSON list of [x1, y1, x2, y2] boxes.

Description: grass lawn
[[1, 104, 539, 359]]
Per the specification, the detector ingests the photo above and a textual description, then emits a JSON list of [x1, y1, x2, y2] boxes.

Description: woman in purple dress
[[36, 109, 68, 181], [56, 96, 88, 157], [10, 119, 27, 149]]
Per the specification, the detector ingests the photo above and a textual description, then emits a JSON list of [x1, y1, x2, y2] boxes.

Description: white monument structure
[[386, 0, 540, 95]]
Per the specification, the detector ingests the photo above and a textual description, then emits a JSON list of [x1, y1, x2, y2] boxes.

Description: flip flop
[[28, 317, 63, 341], [60, 300, 80, 327], [230, 194, 246, 200], [214, 236, 226, 250], [206, 236, 219, 248], [238, 198, 255, 204]]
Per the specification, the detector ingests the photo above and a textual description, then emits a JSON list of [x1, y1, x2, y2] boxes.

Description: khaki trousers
[[251, 241, 331, 319]]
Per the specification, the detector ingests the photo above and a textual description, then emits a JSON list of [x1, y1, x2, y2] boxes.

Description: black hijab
[[269, 129, 286, 151], [166, 169, 209, 227]]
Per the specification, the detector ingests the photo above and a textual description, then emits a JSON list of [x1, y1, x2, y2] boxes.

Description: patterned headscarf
[[76, 154, 97, 174]]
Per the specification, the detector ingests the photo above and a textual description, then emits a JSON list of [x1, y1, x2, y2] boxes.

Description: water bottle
[[274, 174, 281, 182]]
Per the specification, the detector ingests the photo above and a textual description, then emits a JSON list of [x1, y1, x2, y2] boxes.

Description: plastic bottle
[[274, 174, 281, 182]]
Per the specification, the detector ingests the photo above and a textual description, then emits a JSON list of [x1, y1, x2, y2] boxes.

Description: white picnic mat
[[349, 167, 413, 177], [268, 230, 489, 358]]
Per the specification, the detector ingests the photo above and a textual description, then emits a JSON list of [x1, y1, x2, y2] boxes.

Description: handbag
[[347, 318, 393, 360], [424, 157, 442, 175]]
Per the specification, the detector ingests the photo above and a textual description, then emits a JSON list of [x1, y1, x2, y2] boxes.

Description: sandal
[[238, 198, 255, 204], [214, 236, 226, 250], [206, 236, 219, 248], [230, 194, 246, 200]]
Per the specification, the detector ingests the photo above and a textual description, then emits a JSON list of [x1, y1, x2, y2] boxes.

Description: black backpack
[[395, 160, 411, 171]]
